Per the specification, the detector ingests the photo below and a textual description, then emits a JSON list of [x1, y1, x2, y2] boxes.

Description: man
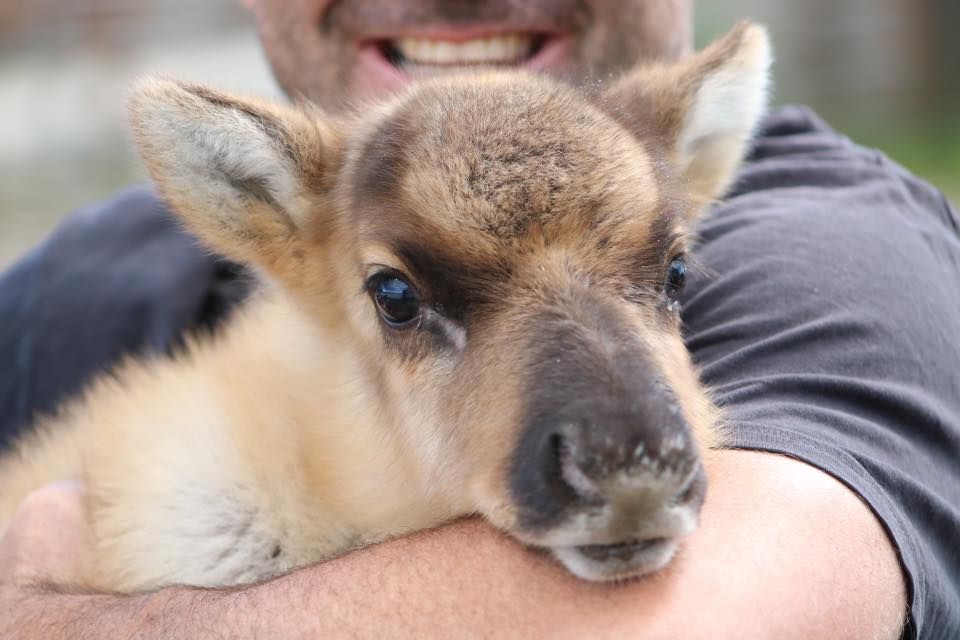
[[1, 0, 957, 637]]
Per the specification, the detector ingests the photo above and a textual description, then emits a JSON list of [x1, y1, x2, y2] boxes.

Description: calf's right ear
[[128, 77, 342, 269]]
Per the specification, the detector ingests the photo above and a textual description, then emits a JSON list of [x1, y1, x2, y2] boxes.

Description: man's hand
[[0, 482, 188, 639], [0, 452, 908, 639]]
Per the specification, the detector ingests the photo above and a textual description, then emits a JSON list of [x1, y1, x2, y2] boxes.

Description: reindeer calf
[[0, 23, 770, 592]]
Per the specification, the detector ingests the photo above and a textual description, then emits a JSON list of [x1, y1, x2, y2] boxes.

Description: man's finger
[[0, 481, 92, 586]]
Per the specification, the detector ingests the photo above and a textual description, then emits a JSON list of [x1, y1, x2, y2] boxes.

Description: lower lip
[[352, 34, 573, 101], [575, 537, 669, 562], [555, 537, 679, 581]]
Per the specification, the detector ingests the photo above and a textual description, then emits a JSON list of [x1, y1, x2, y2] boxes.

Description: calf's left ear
[[603, 22, 772, 208], [128, 77, 342, 270]]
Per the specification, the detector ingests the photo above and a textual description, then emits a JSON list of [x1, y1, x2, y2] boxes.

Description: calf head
[[130, 22, 770, 581]]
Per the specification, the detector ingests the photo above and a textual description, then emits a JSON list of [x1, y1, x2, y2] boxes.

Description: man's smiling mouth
[[351, 27, 575, 98], [321, 0, 589, 96], [379, 33, 549, 67]]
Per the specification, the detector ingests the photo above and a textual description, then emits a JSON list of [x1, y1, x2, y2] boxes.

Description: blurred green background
[[1, 0, 957, 268]]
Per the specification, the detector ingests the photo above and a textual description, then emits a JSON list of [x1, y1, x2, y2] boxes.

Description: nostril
[[553, 432, 605, 506]]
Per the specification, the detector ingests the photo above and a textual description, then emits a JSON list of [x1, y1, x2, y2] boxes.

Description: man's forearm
[[235, 451, 906, 639], [3, 589, 178, 639], [1, 451, 907, 639]]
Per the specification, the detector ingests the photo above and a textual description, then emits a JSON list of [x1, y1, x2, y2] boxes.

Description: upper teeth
[[393, 34, 534, 65]]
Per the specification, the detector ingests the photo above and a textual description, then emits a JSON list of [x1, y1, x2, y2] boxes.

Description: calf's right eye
[[371, 274, 421, 328]]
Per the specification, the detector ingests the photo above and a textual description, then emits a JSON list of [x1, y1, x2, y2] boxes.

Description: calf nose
[[553, 414, 702, 509], [511, 391, 701, 530], [509, 298, 704, 531]]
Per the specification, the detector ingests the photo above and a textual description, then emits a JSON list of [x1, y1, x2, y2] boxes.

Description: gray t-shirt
[[686, 106, 960, 639], [0, 106, 957, 636]]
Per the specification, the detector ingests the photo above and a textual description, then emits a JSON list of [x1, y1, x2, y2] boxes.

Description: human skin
[[1, 452, 906, 639], [246, 0, 693, 110], [0, 0, 908, 637]]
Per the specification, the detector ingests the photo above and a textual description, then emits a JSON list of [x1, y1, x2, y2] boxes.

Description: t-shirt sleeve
[[0, 186, 249, 448], [681, 105, 960, 639]]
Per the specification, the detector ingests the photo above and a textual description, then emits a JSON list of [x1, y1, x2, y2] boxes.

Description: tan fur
[[0, 23, 771, 592], [0, 293, 464, 590]]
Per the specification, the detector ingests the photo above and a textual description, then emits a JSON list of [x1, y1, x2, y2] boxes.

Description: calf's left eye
[[664, 257, 687, 301]]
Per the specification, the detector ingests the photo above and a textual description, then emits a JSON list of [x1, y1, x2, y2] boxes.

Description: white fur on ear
[[601, 22, 772, 209], [676, 24, 772, 201], [128, 77, 326, 262]]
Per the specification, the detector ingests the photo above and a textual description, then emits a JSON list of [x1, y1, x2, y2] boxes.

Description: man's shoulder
[[735, 104, 958, 233], [44, 184, 174, 249], [6, 184, 223, 298], [0, 185, 247, 448]]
